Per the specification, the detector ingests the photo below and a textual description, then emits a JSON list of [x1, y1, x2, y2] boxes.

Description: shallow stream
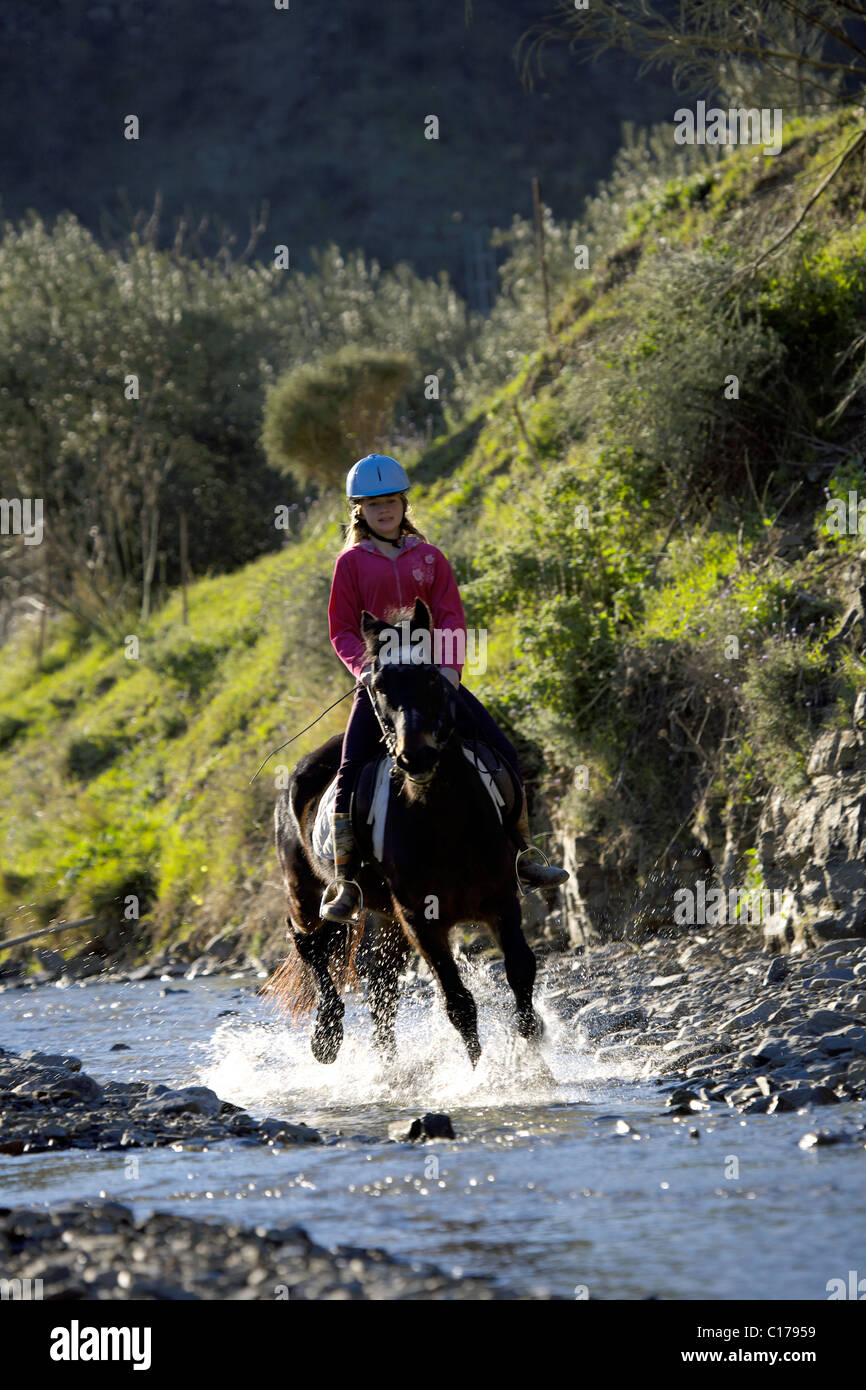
[[1, 966, 862, 1299]]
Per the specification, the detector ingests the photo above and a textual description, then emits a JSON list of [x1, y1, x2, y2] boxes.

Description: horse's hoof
[[311, 1019, 343, 1064], [519, 1011, 545, 1042], [373, 1036, 397, 1064]]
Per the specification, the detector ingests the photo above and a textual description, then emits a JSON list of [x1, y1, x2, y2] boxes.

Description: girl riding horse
[[321, 452, 568, 922]]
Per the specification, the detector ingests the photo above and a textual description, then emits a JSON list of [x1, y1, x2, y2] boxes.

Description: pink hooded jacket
[[328, 535, 467, 680]]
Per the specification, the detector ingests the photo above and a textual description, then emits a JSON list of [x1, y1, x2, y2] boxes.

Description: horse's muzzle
[[395, 744, 439, 782]]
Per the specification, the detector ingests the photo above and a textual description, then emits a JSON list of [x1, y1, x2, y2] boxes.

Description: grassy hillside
[[1, 106, 865, 967]]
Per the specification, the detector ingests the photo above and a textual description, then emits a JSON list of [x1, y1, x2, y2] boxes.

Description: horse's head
[[361, 599, 455, 784]]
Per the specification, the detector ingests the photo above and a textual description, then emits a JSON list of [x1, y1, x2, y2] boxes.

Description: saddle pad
[[312, 757, 394, 864], [311, 775, 338, 862]]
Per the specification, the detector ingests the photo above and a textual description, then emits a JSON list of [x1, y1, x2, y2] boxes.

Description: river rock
[[767, 1085, 840, 1112], [741, 1094, 774, 1113], [19, 1050, 82, 1071], [801, 1009, 859, 1035], [576, 1003, 647, 1038], [171, 1085, 222, 1116], [131, 1092, 204, 1117], [12, 1068, 101, 1102], [256, 1117, 322, 1145], [751, 1038, 794, 1064], [724, 999, 779, 1030], [798, 1129, 852, 1149], [764, 957, 788, 985], [388, 1112, 456, 1142], [844, 1060, 866, 1094], [0, 1200, 525, 1300], [818, 1026, 866, 1055]]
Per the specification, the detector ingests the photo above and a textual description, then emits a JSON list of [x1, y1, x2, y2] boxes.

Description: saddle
[[311, 741, 521, 865]]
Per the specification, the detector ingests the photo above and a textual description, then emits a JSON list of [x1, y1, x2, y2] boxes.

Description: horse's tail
[[260, 915, 365, 1020]]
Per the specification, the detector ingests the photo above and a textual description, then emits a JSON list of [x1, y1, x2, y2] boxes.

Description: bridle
[[364, 664, 456, 779]]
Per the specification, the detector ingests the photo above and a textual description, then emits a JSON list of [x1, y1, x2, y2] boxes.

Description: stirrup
[[514, 844, 566, 896], [319, 875, 364, 922]]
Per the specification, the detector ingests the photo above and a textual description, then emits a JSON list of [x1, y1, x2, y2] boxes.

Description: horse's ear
[[411, 598, 431, 632], [360, 610, 379, 636]]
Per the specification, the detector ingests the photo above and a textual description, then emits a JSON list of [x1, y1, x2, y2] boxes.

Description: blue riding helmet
[[346, 454, 410, 500]]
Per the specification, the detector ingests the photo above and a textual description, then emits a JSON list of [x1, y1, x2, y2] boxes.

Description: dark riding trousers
[[333, 683, 522, 817]]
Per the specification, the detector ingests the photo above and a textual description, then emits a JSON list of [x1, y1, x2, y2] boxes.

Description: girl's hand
[[359, 663, 375, 688]]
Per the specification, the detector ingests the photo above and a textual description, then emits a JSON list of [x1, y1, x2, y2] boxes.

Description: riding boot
[[320, 812, 363, 922], [512, 790, 570, 888]]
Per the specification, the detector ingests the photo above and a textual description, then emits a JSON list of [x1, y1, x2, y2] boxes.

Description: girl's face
[[360, 493, 403, 539]]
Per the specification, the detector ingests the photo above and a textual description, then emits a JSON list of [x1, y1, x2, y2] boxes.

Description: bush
[[64, 734, 125, 780], [0, 714, 28, 749], [149, 635, 225, 691], [585, 246, 786, 508], [261, 344, 412, 490], [741, 638, 835, 793]]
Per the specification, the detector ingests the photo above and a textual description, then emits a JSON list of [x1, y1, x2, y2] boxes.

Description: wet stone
[[19, 1051, 82, 1072], [798, 1130, 853, 1149], [767, 1086, 840, 1113], [764, 958, 788, 985], [388, 1112, 456, 1142], [257, 1117, 322, 1145], [741, 1095, 773, 1114]]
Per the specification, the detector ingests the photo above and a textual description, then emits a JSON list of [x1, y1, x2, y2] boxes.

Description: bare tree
[[517, 1, 866, 113]]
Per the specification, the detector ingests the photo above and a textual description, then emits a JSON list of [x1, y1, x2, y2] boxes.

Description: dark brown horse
[[261, 599, 544, 1067]]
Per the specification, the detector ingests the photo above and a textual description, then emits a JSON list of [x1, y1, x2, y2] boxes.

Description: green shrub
[[149, 636, 224, 691], [0, 714, 28, 749], [64, 734, 125, 780], [741, 638, 835, 793], [261, 344, 412, 490]]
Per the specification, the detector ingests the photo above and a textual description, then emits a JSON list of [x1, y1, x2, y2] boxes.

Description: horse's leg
[[291, 918, 346, 1064], [362, 914, 408, 1060], [491, 897, 543, 1042], [407, 915, 481, 1066]]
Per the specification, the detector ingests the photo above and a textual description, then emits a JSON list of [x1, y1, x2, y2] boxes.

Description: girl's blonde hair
[[339, 492, 427, 553]]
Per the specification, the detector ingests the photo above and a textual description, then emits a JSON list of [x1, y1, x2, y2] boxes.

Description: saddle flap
[[461, 739, 520, 824]]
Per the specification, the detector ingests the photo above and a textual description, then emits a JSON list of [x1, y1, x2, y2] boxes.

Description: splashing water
[[199, 957, 647, 1124]]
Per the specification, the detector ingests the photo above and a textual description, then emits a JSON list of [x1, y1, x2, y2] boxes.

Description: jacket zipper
[[365, 538, 410, 608]]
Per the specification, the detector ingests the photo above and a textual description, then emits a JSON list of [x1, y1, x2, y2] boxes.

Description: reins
[[248, 686, 358, 784], [249, 664, 488, 789]]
